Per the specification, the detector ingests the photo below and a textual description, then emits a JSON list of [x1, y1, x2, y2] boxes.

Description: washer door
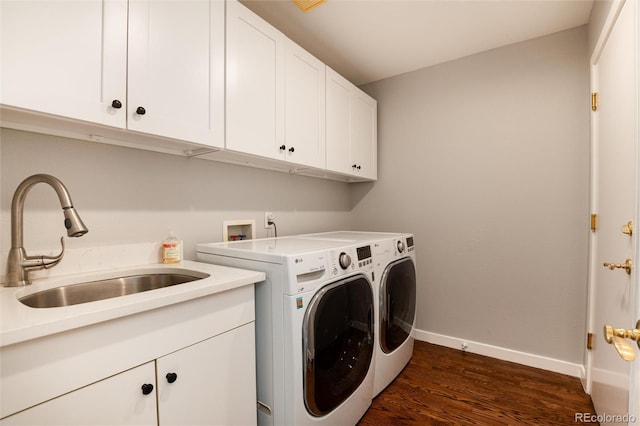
[[303, 274, 374, 417], [380, 257, 416, 353]]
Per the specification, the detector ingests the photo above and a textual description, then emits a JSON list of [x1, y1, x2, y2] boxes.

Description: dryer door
[[380, 257, 416, 353], [303, 274, 374, 417]]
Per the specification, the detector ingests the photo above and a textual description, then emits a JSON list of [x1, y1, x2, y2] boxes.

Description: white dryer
[[300, 231, 417, 396], [196, 237, 376, 426], [370, 234, 416, 396]]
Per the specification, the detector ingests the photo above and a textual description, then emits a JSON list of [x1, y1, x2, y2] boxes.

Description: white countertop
[[0, 260, 265, 348]]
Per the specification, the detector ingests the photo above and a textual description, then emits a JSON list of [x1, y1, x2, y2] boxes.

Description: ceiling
[[239, 0, 595, 86]]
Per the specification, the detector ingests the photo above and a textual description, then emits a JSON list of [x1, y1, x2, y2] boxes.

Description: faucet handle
[[22, 237, 65, 270]]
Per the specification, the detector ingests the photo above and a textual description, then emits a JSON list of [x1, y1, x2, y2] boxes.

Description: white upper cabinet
[[128, 0, 224, 147], [1, 0, 374, 181], [0, 0, 128, 128], [226, 0, 285, 159], [284, 41, 326, 169], [350, 88, 377, 180], [326, 67, 377, 180], [226, 0, 326, 169], [0, 0, 224, 148]]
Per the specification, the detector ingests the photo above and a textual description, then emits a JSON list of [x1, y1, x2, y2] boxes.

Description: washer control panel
[[328, 245, 373, 277], [356, 245, 373, 268], [406, 235, 415, 253]]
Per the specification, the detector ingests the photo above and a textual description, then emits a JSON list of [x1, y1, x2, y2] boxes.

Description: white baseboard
[[414, 328, 585, 379]]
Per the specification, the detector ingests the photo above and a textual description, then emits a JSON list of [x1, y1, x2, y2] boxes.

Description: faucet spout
[[4, 174, 88, 287]]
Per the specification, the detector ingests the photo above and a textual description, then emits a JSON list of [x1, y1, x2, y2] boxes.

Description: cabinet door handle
[[166, 372, 178, 384], [352, 164, 361, 170], [111, 99, 122, 109], [136, 106, 146, 115], [279, 145, 286, 151], [141, 383, 154, 395], [288, 147, 295, 153]]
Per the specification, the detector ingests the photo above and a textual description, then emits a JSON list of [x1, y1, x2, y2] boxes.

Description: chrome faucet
[[4, 174, 88, 287]]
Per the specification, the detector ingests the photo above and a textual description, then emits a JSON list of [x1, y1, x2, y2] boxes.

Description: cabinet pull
[[111, 99, 122, 109], [166, 372, 178, 384], [141, 383, 154, 395], [288, 147, 295, 153], [136, 106, 146, 115], [279, 145, 286, 151], [352, 164, 361, 170]]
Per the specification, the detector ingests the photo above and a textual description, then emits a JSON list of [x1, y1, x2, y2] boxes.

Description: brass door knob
[[622, 221, 633, 236], [603, 322, 640, 362], [603, 258, 633, 275]]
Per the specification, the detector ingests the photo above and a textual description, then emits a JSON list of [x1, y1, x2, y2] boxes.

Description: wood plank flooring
[[358, 341, 597, 425]]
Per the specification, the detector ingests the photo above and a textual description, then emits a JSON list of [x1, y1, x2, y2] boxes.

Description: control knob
[[338, 252, 352, 270], [397, 240, 405, 253]]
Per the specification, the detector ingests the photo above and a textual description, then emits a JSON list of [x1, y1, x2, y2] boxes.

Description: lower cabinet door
[[1, 362, 157, 426], [156, 322, 257, 426]]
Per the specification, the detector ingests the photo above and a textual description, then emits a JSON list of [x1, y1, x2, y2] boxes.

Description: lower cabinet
[[2, 362, 157, 426], [157, 322, 256, 425], [2, 323, 256, 426]]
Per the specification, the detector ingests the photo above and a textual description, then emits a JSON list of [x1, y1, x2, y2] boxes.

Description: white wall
[[353, 26, 591, 364], [0, 128, 352, 280]]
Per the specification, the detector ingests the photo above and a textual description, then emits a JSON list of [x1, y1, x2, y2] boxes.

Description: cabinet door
[[1, 362, 157, 426], [226, 0, 285, 159], [156, 322, 257, 426], [284, 41, 325, 168], [127, 0, 224, 147], [326, 67, 354, 175], [0, 0, 127, 127], [351, 89, 378, 180]]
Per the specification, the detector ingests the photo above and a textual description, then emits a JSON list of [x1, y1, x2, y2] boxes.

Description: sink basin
[[19, 272, 210, 308]]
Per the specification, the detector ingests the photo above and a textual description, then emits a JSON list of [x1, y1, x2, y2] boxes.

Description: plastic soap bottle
[[162, 231, 182, 264]]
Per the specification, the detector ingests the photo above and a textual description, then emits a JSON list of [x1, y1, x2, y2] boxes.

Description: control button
[[338, 252, 352, 270], [397, 240, 405, 253]]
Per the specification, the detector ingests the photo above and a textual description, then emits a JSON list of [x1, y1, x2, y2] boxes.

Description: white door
[[226, 0, 285, 159], [127, 0, 224, 147], [1, 362, 157, 425], [351, 89, 378, 180], [588, 0, 639, 423], [284, 40, 326, 168], [326, 67, 353, 175], [156, 323, 257, 425], [0, 0, 127, 127]]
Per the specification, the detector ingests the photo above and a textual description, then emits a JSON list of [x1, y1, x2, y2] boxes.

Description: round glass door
[[380, 257, 416, 353], [303, 274, 374, 417]]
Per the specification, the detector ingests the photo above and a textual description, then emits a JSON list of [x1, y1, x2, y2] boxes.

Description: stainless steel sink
[[19, 272, 210, 308]]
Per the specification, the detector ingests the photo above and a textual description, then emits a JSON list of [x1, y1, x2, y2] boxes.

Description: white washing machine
[[196, 237, 376, 426], [300, 231, 417, 396]]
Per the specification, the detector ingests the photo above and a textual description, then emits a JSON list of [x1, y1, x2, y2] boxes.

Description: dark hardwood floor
[[358, 341, 597, 425]]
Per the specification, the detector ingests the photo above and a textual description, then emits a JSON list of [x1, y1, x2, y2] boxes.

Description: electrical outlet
[[264, 212, 274, 228]]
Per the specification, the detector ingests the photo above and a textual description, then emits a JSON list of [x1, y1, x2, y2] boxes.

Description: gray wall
[[0, 128, 352, 271], [353, 26, 590, 363]]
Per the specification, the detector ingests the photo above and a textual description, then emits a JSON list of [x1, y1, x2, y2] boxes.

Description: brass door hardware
[[591, 92, 599, 111], [603, 258, 633, 275], [603, 321, 640, 362], [586, 332, 594, 350], [591, 214, 598, 231], [622, 221, 633, 236]]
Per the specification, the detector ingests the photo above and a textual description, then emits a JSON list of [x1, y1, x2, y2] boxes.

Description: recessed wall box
[[223, 220, 255, 242]]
